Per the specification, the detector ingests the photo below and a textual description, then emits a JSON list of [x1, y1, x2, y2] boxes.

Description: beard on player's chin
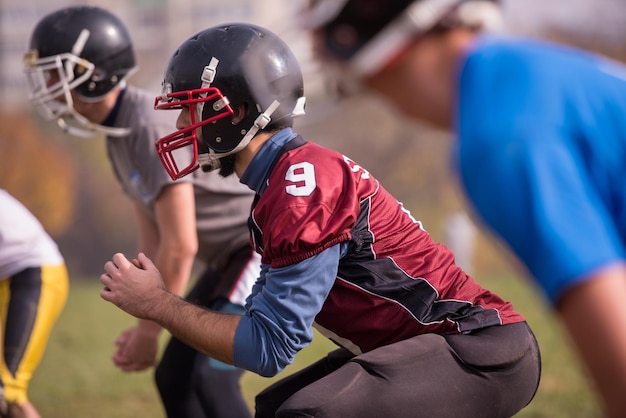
[[218, 154, 237, 178]]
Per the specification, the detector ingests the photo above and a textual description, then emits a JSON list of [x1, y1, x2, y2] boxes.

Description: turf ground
[[29, 276, 601, 417]]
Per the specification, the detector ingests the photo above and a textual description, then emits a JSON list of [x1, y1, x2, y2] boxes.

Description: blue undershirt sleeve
[[233, 243, 343, 377]]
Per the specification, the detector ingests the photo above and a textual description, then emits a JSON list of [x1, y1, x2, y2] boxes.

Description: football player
[[0, 190, 69, 418], [303, 1, 626, 416], [100, 22, 541, 417], [24, 7, 257, 418]]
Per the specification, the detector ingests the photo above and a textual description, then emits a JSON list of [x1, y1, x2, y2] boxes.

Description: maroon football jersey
[[250, 141, 524, 354]]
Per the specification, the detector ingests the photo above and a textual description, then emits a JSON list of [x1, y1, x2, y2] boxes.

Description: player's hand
[[112, 326, 158, 372], [100, 252, 166, 319]]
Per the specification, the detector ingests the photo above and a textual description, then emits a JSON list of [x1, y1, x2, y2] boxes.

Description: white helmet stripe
[[351, 0, 461, 77]]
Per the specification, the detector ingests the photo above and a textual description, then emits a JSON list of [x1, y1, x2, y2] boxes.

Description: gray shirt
[[105, 85, 255, 269]]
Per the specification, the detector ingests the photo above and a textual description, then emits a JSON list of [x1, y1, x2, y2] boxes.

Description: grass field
[[29, 276, 601, 417]]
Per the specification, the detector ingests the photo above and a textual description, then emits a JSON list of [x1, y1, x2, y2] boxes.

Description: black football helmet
[[303, 0, 501, 77], [24, 6, 137, 137], [154, 23, 306, 179]]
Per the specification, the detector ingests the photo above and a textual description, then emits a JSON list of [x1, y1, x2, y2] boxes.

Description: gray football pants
[[255, 322, 541, 418]]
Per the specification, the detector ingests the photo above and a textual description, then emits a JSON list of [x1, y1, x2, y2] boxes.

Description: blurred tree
[[0, 111, 76, 235], [33, 118, 138, 277], [0, 111, 137, 277]]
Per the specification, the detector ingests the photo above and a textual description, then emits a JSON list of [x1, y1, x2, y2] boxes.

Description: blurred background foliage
[[0, 112, 138, 275], [0, 111, 76, 235], [1, 0, 624, 281]]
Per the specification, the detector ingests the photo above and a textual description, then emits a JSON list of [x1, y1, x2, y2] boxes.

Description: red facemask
[[154, 87, 234, 180]]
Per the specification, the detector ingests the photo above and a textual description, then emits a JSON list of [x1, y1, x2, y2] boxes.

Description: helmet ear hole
[[231, 103, 248, 125]]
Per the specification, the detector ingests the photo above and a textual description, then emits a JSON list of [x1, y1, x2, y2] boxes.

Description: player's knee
[[192, 356, 243, 392], [154, 362, 177, 396]]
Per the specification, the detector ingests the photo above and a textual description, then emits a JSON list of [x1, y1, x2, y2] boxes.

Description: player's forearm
[[134, 196, 197, 297], [148, 290, 241, 364], [150, 236, 197, 296], [558, 262, 626, 417], [135, 265, 191, 337], [136, 318, 163, 338], [154, 256, 195, 297]]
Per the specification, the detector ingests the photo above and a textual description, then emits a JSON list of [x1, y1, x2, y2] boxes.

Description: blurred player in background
[[302, 0, 626, 416], [100, 22, 540, 418], [0, 189, 69, 418], [24, 6, 257, 418]]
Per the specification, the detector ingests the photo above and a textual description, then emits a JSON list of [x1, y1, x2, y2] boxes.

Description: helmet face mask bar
[[154, 86, 235, 180], [23, 29, 103, 138], [23, 49, 94, 119], [23, 48, 134, 138]]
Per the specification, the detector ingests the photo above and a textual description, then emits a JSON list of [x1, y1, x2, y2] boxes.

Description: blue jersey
[[456, 35, 626, 304]]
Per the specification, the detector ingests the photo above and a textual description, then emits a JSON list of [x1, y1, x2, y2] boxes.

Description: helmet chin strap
[[56, 110, 131, 138], [196, 58, 221, 172], [233, 99, 281, 152], [196, 57, 286, 173], [197, 99, 281, 172], [198, 150, 221, 172]]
